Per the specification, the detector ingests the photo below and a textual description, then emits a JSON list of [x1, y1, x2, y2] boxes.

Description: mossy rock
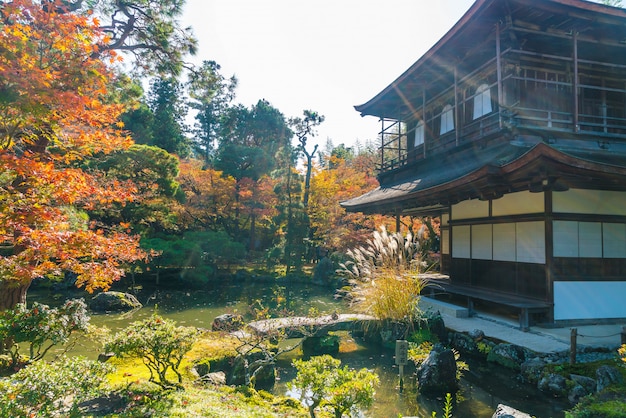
[[228, 352, 276, 390], [90, 291, 142, 312], [450, 332, 480, 357], [487, 343, 529, 371], [302, 334, 340, 358]]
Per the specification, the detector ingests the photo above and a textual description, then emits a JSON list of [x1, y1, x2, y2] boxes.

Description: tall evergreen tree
[[291, 110, 324, 208], [215, 99, 292, 246], [216, 99, 291, 180], [147, 77, 191, 157], [188, 61, 237, 164]]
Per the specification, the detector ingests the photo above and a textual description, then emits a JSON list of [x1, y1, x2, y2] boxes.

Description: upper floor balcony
[[366, 4, 626, 178]]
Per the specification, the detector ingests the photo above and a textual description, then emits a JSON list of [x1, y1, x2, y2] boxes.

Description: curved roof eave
[[354, 0, 491, 117], [354, 0, 626, 119], [340, 142, 626, 214]]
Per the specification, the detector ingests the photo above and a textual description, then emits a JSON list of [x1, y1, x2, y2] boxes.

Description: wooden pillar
[[423, 88, 427, 159], [570, 328, 577, 365], [496, 22, 503, 129], [380, 118, 385, 168], [544, 190, 554, 323], [454, 65, 459, 146], [573, 32, 579, 132]]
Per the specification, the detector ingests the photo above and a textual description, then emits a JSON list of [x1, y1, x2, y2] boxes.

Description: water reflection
[[28, 283, 567, 417]]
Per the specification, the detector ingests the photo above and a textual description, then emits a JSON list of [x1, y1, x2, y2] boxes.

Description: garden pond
[[28, 281, 569, 417]]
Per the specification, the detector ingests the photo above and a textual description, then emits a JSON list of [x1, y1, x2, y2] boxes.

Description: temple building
[[341, 0, 626, 328]]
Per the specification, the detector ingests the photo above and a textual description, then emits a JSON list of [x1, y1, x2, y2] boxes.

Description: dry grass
[[339, 226, 430, 322]]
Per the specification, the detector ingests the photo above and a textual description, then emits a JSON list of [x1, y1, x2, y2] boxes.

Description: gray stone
[[97, 352, 115, 363], [229, 352, 276, 389], [203, 371, 227, 385], [469, 329, 485, 341], [596, 365, 623, 392], [427, 313, 448, 344], [520, 357, 546, 384], [90, 291, 142, 312], [416, 344, 458, 395], [211, 313, 245, 332], [492, 403, 532, 418], [568, 384, 591, 405], [538, 373, 567, 397], [450, 332, 479, 356], [570, 374, 596, 393], [487, 343, 529, 371]]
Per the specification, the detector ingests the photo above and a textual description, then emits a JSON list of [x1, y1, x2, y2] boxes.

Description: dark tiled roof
[[341, 139, 626, 214]]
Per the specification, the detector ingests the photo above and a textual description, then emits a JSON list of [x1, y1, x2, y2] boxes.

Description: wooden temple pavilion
[[341, 0, 626, 328]]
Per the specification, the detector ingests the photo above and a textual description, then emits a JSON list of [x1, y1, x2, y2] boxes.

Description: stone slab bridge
[[246, 314, 378, 338]]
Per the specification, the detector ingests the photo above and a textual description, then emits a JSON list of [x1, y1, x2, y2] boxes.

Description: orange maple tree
[[309, 154, 382, 253], [0, 0, 146, 310], [176, 159, 238, 231], [309, 152, 438, 255]]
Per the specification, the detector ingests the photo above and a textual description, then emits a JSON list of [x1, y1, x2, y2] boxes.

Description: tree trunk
[[0, 280, 31, 311], [249, 212, 256, 252], [0, 279, 31, 354]]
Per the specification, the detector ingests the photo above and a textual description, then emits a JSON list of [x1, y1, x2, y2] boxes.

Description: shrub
[[408, 341, 434, 367], [289, 354, 379, 418], [338, 226, 430, 323], [0, 355, 112, 418], [0, 299, 90, 366], [105, 314, 199, 389]]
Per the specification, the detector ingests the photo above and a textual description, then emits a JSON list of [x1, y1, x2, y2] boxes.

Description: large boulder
[[487, 343, 529, 371], [520, 357, 546, 384], [416, 344, 458, 395], [570, 374, 596, 394], [426, 313, 448, 344], [229, 352, 276, 390], [90, 291, 142, 312], [596, 365, 623, 392], [492, 404, 532, 418], [538, 373, 567, 397], [568, 384, 588, 404], [450, 332, 480, 357]]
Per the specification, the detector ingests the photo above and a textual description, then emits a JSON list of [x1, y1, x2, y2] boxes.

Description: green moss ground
[[97, 331, 309, 417]]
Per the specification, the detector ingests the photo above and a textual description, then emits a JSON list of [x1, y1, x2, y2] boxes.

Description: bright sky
[[181, 0, 475, 150]]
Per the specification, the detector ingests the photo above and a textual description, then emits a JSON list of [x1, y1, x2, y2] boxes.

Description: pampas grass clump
[[339, 226, 430, 322]]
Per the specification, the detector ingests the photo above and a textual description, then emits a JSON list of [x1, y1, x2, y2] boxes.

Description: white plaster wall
[[553, 189, 626, 215], [554, 281, 626, 320], [604, 223, 626, 258], [441, 229, 450, 255], [451, 199, 489, 220], [452, 225, 471, 258], [493, 223, 516, 262], [492, 191, 544, 217], [554, 221, 626, 258], [472, 224, 493, 260], [554, 221, 579, 257], [579, 222, 602, 258], [516, 221, 545, 264]]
